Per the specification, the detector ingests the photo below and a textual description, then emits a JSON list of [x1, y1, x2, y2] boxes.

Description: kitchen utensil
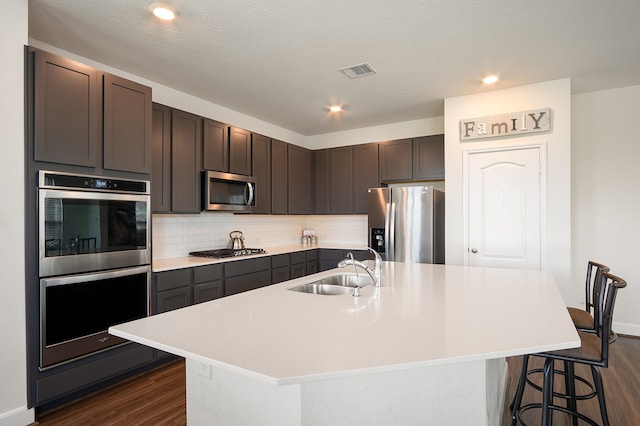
[[229, 230, 245, 249]]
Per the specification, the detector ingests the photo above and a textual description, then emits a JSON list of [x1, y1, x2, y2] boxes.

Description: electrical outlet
[[197, 362, 211, 379]]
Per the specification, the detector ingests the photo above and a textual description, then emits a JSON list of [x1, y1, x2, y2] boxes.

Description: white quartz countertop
[[110, 262, 579, 385], [152, 243, 367, 272]]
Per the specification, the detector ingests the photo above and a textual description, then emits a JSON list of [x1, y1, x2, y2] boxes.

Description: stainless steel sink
[[287, 274, 373, 295], [287, 283, 354, 295]]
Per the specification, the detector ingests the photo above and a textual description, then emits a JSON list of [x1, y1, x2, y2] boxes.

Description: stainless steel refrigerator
[[367, 186, 445, 264]]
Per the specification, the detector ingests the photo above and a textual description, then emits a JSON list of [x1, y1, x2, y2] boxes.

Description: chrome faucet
[[337, 248, 383, 296]]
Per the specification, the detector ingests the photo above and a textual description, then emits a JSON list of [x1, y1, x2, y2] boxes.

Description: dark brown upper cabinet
[[33, 49, 99, 168], [103, 74, 152, 173], [202, 118, 229, 172], [413, 134, 444, 180], [151, 103, 172, 213], [31, 47, 152, 174], [171, 109, 202, 213], [353, 143, 379, 213], [314, 149, 330, 214], [379, 138, 413, 182], [271, 139, 288, 214], [288, 144, 314, 214], [251, 133, 271, 214], [329, 146, 353, 214], [229, 127, 252, 176], [379, 135, 444, 183]]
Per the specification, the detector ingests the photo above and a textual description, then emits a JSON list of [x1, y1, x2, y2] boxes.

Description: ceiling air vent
[[339, 63, 376, 79]]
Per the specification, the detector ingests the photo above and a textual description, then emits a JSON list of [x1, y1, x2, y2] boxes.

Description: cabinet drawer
[[290, 251, 306, 265], [306, 249, 318, 262], [155, 269, 191, 292], [271, 254, 290, 269], [225, 270, 271, 296], [225, 257, 270, 277], [193, 264, 223, 284], [272, 266, 290, 284]]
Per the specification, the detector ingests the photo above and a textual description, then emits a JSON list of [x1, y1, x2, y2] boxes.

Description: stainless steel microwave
[[203, 170, 257, 212]]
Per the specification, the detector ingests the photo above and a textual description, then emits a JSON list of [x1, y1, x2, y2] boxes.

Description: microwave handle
[[245, 182, 254, 206]]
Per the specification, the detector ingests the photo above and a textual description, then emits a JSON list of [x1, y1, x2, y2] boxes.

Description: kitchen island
[[110, 262, 579, 425]]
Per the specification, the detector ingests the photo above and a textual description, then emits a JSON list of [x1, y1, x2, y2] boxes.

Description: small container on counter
[[301, 236, 310, 244], [310, 235, 318, 244]]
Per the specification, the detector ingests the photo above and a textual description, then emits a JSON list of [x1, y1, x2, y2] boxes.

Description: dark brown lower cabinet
[[290, 251, 307, 279], [224, 257, 271, 296], [271, 254, 291, 284]]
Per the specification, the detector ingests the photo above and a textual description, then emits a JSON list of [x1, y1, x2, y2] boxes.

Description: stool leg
[[591, 365, 610, 426], [564, 360, 578, 426], [542, 358, 555, 426], [510, 355, 529, 426]]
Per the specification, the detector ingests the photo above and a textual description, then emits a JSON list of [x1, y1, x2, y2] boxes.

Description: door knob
[[471, 248, 478, 253]]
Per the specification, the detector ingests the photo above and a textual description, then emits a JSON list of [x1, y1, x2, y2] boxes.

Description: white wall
[[572, 85, 640, 336], [444, 79, 574, 304], [0, 2, 33, 425]]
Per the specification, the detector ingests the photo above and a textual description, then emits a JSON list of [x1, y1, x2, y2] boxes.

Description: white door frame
[[462, 143, 548, 268]]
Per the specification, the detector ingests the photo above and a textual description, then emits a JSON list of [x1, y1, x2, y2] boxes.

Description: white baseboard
[[0, 406, 34, 426], [612, 321, 640, 337]]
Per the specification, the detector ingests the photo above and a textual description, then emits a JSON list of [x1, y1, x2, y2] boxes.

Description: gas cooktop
[[189, 248, 267, 259]]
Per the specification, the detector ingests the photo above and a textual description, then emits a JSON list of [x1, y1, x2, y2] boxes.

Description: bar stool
[[511, 271, 626, 426], [510, 261, 610, 414]]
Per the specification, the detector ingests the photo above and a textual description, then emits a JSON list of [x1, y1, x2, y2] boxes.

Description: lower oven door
[[40, 265, 150, 369]]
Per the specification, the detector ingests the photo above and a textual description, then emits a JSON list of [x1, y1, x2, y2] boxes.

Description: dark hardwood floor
[[33, 336, 640, 425], [34, 360, 186, 426]]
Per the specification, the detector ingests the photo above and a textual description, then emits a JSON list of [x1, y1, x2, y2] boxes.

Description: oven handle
[[41, 265, 150, 287]]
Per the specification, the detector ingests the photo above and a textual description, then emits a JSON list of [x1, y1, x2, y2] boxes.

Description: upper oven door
[[39, 188, 150, 277]]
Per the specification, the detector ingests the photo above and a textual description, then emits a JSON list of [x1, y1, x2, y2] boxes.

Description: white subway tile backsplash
[[152, 213, 368, 259]]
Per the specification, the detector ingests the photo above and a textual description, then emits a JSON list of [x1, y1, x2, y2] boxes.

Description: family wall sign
[[459, 108, 550, 141]]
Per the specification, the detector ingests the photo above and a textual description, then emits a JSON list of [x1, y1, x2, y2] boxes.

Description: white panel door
[[467, 146, 542, 269]]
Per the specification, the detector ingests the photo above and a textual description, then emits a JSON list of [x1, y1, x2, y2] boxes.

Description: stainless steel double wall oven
[[38, 170, 151, 368]]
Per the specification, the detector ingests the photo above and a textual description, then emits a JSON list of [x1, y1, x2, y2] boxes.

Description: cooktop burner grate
[[189, 248, 267, 258]]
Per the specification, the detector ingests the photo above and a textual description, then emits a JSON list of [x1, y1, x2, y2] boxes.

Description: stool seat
[[546, 330, 601, 362], [567, 306, 595, 330]]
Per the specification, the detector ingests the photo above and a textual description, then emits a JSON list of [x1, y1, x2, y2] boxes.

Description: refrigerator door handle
[[387, 202, 395, 261]]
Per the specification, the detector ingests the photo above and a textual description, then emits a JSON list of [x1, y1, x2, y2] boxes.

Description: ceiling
[[28, 0, 640, 136]]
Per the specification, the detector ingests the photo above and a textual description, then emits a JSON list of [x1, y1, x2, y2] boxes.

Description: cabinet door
[[229, 127, 252, 175], [103, 73, 152, 173], [413, 134, 445, 180], [202, 118, 229, 172], [271, 139, 288, 214], [33, 49, 99, 167], [156, 287, 192, 314], [314, 149, 330, 214], [379, 138, 413, 182], [151, 104, 172, 213], [329, 146, 353, 214], [225, 270, 271, 296], [353, 143, 379, 214], [171, 109, 202, 213], [288, 145, 314, 214], [194, 281, 224, 304], [251, 133, 271, 214], [272, 266, 291, 284]]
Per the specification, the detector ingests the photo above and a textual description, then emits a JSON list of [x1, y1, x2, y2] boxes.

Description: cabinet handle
[[470, 248, 478, 254]]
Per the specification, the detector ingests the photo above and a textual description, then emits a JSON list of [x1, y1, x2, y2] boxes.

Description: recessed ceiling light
[[483, 75, 499, 85], [329, 105, 342, 112], [150, 3, 176, 21]]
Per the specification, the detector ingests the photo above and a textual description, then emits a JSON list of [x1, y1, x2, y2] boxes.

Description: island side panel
[[185, 359, 302, 426], [300, 359, 502, 426]]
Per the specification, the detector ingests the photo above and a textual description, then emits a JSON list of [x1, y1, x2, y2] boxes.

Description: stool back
[[598, 271, 627, 365], [585, 261, 610, 330]]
